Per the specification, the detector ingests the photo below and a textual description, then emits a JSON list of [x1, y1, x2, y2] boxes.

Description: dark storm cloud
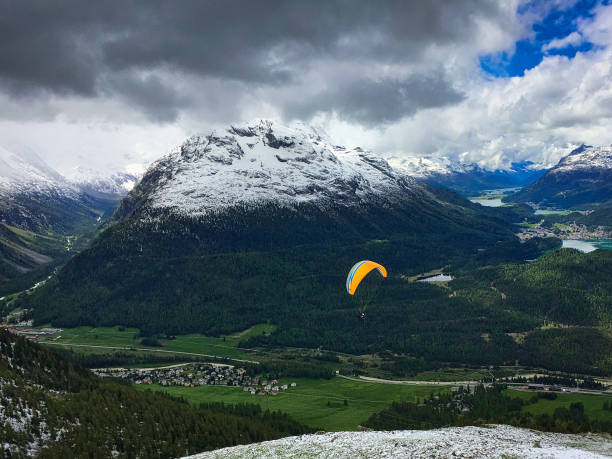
[[0, 0, 510, 124], [285, 75, 466, 125], [108, 73, 190, 123]]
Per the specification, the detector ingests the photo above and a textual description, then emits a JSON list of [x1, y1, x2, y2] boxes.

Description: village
[[93, 363, 298, 396], [516, 221, 610, 242]]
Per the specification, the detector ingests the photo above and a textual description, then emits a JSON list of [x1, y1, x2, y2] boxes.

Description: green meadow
[[506, 389, 612, 423], [44, 325, 257, 361], [137, 377, 444, 431]]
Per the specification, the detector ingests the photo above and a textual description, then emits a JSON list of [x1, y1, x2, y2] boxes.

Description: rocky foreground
[[186, 425, 612, 458]]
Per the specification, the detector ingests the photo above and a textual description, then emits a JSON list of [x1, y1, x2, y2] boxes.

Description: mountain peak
[[124, 121, 421, 219], [554, 145, 612, 173]]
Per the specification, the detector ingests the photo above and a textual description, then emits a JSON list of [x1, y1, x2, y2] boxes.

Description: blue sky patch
[[480, 0, 601, 77]]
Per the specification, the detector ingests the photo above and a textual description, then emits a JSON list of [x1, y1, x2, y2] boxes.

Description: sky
[[0, 0, 611, 177]]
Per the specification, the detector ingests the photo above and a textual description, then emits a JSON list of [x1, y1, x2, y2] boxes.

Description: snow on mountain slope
[[66, 166, 139, 196], [130, 120, 422, 218], [0, 145, 76, 197], [389, 155, 547, 196], [186, 425, 612, 459], [506, 145, 612, 207], [0, 145, 139, 200], [387, 155, 476, 177], [552, 145, 612, 174]]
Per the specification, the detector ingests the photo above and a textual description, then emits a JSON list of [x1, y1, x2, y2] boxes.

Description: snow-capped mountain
[[115, 120, 422, 220], [28, 120, 518, 338], [0, 145, 76, 197], [0, 145, 138, 232], [387, 155, 477, 178], [506, 145, 612, 208], [388, 155, 546, 196], [186, 425, 611, 458], [552, 145, 612, 174], [67, 166, 139, 197]]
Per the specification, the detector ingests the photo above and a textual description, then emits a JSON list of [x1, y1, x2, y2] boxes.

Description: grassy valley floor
[[135, 377, 445, 431], [20, 324, 612, 432]]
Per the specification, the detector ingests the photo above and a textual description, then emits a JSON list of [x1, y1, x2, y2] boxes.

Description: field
[[36, 326, 612, 431], [136, 377, 444, 431], [44, 326, 258, 361], [506, 389, 612, 423]]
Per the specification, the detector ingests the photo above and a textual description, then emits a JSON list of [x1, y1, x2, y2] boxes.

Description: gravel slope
[[186, 425, 612, 459]]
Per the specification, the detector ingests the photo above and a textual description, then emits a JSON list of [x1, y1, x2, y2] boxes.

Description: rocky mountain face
[[389, 155, 546, 196], [506, 145, 612, 208], [114, 120, 424, 222]]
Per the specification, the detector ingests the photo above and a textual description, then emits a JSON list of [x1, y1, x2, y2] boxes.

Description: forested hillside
[[0, 192, 120, 297], [0, 329, 312, 457], [19, 227, 611, 375]]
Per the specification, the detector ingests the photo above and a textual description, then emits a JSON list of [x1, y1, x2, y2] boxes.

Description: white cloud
[[542, 31, 583, 52], [329, 3, 612, 170], [1, 1, 611, 175]]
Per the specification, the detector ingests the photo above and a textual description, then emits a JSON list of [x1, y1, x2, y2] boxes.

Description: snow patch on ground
[[186, 425, 612, 458]]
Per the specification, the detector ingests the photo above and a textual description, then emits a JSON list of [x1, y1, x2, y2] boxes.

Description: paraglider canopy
[[346, 260, 387, 295]]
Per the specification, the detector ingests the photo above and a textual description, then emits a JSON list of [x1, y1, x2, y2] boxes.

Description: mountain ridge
[[22, 120, 524, 339], [389, 155, 547, 195], [506, 145, 612, 208], [113, 120, 425, 223]]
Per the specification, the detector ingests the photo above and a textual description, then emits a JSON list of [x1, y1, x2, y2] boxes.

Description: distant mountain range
[[388, 156, 547, 196], [506, 145, 612, 209], [0, 145, 138, 293]]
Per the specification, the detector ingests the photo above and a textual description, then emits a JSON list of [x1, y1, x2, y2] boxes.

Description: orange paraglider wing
[[346, 260, 387, 295]]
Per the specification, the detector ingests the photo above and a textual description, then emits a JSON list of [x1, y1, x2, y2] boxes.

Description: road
[[338, 374, 479, 386], [338, 375, 612, 396], [43, 342, 260, 364]]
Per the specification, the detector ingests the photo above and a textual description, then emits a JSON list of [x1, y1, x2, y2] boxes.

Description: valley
[[4, 2, 612, 456], [1, 122, 611, 457]]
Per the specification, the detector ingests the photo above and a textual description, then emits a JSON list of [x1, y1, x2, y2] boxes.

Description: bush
[[140, 337, 162, 347]]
